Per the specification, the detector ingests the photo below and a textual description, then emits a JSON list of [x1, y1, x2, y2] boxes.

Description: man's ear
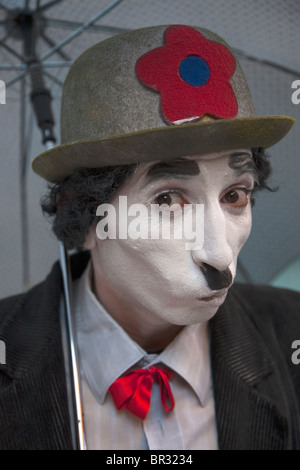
[[84, 224, 97, 250]]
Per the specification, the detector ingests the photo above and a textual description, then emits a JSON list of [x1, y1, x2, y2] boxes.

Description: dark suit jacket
[[0, 252, 299, 450]]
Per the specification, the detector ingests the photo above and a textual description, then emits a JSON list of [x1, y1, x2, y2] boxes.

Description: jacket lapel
[[209, 286, 293, 450]]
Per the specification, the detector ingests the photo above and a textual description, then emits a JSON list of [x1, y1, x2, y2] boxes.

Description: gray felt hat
[[32, 24, 295, 182]]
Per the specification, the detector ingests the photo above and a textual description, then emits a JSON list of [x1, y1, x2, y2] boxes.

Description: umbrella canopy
[[0, 0, 299, 298]]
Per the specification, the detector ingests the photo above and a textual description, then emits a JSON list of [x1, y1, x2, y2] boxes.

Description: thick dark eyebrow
[[142, 158, 200, 187], [228, 152, 259, 182]]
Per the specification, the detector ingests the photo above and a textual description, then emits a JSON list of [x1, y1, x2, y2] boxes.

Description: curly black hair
[[41, 147, 275, 249]]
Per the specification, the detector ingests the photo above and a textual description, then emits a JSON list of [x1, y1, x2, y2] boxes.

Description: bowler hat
[[32, 24, 295, 182]]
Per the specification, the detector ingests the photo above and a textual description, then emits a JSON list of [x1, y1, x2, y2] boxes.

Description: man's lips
[[197, 288, 228, 303]]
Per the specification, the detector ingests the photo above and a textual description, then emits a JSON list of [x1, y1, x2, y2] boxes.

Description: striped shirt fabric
[[72, 263, 219, 450]]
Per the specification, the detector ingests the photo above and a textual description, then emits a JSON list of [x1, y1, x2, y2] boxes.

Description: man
[[0, 24, 299, 450]]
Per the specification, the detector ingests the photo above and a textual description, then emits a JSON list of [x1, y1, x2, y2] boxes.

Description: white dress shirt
[[73, 262, 218, 450]]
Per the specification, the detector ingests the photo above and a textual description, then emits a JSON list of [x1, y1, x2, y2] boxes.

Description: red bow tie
[[108, 366, 175, 419]]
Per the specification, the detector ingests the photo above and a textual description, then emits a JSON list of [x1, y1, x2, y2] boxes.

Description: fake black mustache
[[200, 263, 232, 291]]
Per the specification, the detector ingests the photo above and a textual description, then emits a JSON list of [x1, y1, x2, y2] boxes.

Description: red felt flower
[[135, 25, 238, 124]]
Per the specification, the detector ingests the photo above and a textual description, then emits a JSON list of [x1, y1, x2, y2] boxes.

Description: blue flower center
[[179, 55, 210, 87]]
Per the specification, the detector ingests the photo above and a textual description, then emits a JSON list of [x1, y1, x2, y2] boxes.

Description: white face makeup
[[86, 149, 257, 338]]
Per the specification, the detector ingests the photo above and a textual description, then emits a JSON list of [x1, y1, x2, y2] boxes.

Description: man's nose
[[191, 202, 234, 275]]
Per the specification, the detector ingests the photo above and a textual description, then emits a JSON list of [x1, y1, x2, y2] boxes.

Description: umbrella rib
[[1, 61, 72, 72], [233, 47, 300, 77], [0, 22, 18, 52], [0, 64, 26, 70], [0, 39, 24, 62], [40, 29, 71, 61], [36, 0, 64, 13], [43, 69, 64, 87], [40, 0, 126, 62], [40, 16, 130, 35]]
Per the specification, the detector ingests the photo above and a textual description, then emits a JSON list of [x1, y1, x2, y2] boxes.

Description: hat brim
[[32, 115, 295, 182]]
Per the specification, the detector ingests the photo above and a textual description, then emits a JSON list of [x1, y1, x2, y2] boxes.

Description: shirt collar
[[156, 321, 212, 406], [73, 262, 212, 406]]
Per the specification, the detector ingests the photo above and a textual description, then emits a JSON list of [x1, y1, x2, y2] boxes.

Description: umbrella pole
[[58, 238, 86, 451], [25, 39, 86, 449]]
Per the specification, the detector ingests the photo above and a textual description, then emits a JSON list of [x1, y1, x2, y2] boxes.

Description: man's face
[[87, 149, 257, 326]]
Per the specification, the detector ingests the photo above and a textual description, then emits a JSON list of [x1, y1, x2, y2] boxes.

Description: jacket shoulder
[[231, 283, 300, 317], [0, 275, 58, 330], [0, 261, 63, 382], [0, 290, 36, 324]]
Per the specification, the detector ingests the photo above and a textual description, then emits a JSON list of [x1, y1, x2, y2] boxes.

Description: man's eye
[[154, 191, 186, 207], [221, 188, 251, 208]]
